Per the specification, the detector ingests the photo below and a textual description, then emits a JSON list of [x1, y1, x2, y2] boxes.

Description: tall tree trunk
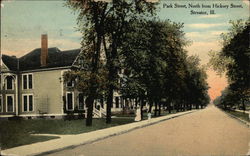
[[149, 99, 153, 113], [85, 31, 102, 126], [189, 103, 192, 110], [176, 103, 179, 112], [196, 103, 199, 109], [140, 98, 144, 120], [154, 101, 158, 117], [86, 96, 94, 126], [106, 35, 118, 124], [168, 103, 172, 113], [242, 98, 246, 112], [158, 102, 161, 116], [106, 85, 113, 124], [135, 98, 138, 108], [106, 61, 116, 124], [167, 98, 172, 113]]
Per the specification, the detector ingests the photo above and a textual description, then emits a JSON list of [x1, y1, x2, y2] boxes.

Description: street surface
[[48, 105, 250, 156]]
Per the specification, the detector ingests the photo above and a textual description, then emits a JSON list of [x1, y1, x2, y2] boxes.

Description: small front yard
[[0, 109, 183, 150], [0, 118, 134, 150]]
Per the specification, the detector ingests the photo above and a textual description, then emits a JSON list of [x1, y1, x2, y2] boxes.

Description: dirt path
[[49, 105, 250, 156]]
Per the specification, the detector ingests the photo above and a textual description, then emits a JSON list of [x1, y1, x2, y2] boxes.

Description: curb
[[31, 110, 197, 156]]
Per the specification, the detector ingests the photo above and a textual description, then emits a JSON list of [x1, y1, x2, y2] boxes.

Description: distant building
[[0, 34, 128, 119]]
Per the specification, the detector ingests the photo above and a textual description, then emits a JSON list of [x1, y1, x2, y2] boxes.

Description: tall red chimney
[[41, 34, 48, 67]]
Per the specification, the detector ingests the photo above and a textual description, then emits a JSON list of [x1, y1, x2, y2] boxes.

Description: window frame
[[22, 74, 33, 90], [22, 94, 34, 112], [66, 92, 74, 111], [23, 74, 28, 90], [6, 94, 14, 112], [28, 74, 33, 89], [66, 80, 74, 87], [5, 76, 14, 90]]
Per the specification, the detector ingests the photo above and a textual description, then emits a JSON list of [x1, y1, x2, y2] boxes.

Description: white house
[[0, 34, 130, 119]]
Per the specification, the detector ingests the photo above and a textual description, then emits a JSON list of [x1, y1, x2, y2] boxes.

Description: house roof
[[2, 47, 81, 72], [2, 55, 18, 71]]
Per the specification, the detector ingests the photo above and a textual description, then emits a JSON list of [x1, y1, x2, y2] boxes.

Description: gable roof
[[2, 47, 81, 72], [2, 55, 18, 71]]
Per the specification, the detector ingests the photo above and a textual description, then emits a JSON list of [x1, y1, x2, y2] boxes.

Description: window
[[23, 74, 33, 89], [29, 95, 33, 111], [23, 94, 34, 112], [67, 80, 74, 87], [115, 97, 120, 108], [23, 75, 27, 89], [6, 76, 13, 90], [66, 92, 74, 111], [28, 75, 33, 89], [78, 93, 84, 110], [6, 95, 14, 112], [0, 95, 2, 112], [23, 96, 27, 111]]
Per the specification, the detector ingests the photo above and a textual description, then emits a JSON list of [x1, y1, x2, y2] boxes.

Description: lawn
[[0, 118, 134, 150], [225, 109, 250, 122], [0, 109, 181, 150]]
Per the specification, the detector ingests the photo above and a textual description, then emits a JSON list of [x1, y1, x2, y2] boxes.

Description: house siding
[[19, 69, 65, 115]]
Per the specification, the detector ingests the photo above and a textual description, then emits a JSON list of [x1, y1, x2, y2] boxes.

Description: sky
[[1, 0, 249, 100], [156, 0, 249, 100]]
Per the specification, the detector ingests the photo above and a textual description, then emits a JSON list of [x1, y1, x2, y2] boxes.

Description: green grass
[[0, 118, 134, 150], [225, 110, 250, 122], [0, 109, 182, 150], [0, 135, 59, 150]]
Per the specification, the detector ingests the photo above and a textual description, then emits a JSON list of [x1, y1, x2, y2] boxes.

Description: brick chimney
[[41, 34, 48, 67]]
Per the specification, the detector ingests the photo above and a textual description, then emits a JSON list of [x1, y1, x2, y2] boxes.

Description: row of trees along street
[[210, 19, 250, 111], [64, 0, 210, 126]]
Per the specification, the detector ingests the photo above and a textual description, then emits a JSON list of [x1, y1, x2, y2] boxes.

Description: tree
[[65, 0, 109, 126], [66, 0, 156, 125], [102, 0, 156, 123], [209, 19, 250, 110], [213, 87, 239, 110], [120, 19, 208, 117]]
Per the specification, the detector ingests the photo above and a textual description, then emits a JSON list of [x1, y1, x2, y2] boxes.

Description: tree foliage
[[211, 19, 250, 110], [65, 0, 157, 125], [121, 19, 210, 115], [65, 0, 211, 126]]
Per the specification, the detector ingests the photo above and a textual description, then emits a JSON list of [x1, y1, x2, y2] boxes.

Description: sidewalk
[[235, 109, 250, 114], [1, 110, 197, 156]]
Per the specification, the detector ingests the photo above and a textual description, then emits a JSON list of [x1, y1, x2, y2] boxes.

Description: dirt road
[[48, 105, 250, 156]]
